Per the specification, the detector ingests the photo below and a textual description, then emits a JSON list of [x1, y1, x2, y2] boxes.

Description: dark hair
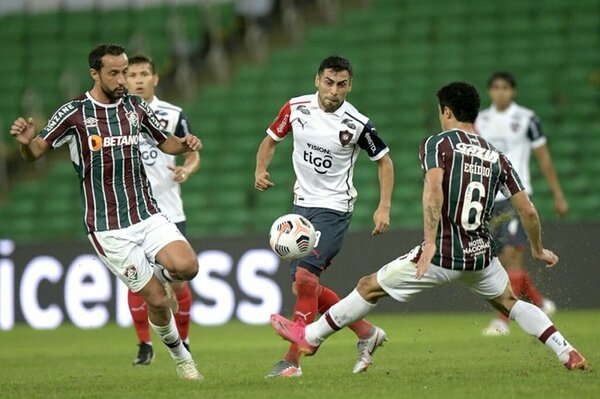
[[88, 44, 126, 71], [128, 54, 156, 74], [318, 55, 353, 77], [436, 82, 481, 123], [487, 71, 516, 88]]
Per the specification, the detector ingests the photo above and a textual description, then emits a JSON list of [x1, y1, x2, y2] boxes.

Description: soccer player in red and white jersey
[[476, 71, 568, 336], [271, 82, 587, 372], [256, 56, 395, 377], [9, 44, 203, 380], [125, 54, 200, 365]]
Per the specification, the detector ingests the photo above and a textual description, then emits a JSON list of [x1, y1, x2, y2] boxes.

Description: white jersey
[[475, 102, 546, 200], [139, 96, 191, 223], [267, 93, 389, 212]]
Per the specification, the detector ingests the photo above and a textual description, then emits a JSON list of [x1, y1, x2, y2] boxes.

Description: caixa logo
[[0, 239, 282, 330]]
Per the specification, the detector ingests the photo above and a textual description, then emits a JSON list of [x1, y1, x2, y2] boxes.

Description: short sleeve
[[266, 101, 292, 141], [357, 120, 389, 161], [37, 102, 78, 148], [419, 135, 446, 172], [499, 153, 526, 199], [138, 98, 170, 144], [527, 114, 547, 149], [174, 113, 191, 138]]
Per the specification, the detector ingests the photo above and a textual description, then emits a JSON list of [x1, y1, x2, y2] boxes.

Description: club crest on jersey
[[84, 117, 98, 129], [297, 105, 311, 115], [126, 110, 139, 128], [510, 121, 520, 132], [124, 265, 138, 280], [339, 130, 353, 146]]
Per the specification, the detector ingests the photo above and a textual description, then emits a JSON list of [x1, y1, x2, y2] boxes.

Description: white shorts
[[376, 246, 509, 302], [88, 213, 187, 292]]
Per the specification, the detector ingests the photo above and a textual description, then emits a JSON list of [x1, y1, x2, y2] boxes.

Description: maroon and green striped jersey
[[419, 129, 525, 270], [38, 92, 170, 232]]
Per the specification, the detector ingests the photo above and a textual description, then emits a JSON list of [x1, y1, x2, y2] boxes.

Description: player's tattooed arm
[[416, 168, 444, 279]]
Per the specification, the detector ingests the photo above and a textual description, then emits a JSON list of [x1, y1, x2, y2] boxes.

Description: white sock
[[305, 289, 376, 345], [152, 263, 175, 284], [510, 300, 572, 362], [149, 313, 191, 363]]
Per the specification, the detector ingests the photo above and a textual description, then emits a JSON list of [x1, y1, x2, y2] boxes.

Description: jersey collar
[[492, 102, 517, 115], [311, 92, 348, 117], [85, 91, 123, 108]]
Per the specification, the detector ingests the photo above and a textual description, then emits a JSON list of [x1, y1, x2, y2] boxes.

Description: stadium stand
[[1, 0, 599, 241]]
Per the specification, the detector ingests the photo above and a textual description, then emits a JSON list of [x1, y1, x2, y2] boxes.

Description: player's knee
[[356, 274, 377, 295], [176, 254, 198, 280], [294, 267, 319, 291]]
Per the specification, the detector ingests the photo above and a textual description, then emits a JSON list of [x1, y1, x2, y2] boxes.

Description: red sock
[[128, 289, 151, 343], [520, 269, 544, 307], [318, 285, 373, 339], [283, 268, 319, 366], [174, 283, 192, 342]]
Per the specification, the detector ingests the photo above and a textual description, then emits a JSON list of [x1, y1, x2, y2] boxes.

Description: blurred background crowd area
[[0, 0, 599, 241]]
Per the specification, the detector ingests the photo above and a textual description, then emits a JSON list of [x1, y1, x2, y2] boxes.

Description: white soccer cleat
[[353, 326, 388, 374], [176, 359, 204, 381], [482, 318, 510, 336], [541, 298, 557, 316]]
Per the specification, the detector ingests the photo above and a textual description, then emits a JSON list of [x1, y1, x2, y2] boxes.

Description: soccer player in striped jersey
[[271, 82, 587, 371], [9, 44, 204, 380], [476, 71, 567, 336], [256, 56, 394, 377], [125, 54, 200, 366]]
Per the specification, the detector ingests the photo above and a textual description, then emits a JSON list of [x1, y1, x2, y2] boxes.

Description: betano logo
[[87, 135, 139, 151]]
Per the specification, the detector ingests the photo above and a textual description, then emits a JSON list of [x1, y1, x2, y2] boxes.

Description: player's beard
[[101, 81, 127, 102]]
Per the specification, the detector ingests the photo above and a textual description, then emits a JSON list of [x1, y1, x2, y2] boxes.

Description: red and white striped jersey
[[267, 93, 389, 213]]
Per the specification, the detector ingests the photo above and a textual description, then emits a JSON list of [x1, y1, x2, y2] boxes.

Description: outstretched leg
[[489, 283, 587, 370]]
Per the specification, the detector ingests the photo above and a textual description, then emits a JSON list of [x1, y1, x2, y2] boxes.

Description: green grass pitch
[[2, 310, 599, 398]]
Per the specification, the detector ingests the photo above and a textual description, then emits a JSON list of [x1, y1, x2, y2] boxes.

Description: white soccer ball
[[269, 214, 317, 261]]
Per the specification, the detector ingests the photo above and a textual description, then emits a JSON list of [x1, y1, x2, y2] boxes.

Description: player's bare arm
[[533, 144, 568, 217], [158, 133, 202, 155], [415, 167, 444, 279], [10, 117, 50, 161], [372, 154, 394, 235], [168, 149, 200, 183], [255, 135, 277, 191], [510, 190, 558, 267]]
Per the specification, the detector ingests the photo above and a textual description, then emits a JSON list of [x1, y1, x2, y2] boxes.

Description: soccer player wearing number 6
[[256, 56, 394, 377], [270, 82, 587, 371], [125, 55, 201, 366], [9, 44, 203, 380]]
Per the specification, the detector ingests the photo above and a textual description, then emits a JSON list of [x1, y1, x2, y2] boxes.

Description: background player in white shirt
[[126, 55, 200, 365], [255, 56, 394, 378], [476, 71, 568, 336]]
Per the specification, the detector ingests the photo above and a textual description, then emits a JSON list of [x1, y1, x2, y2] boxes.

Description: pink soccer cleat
[[270, 314, 319, 356], [564, 349, 588, 371]]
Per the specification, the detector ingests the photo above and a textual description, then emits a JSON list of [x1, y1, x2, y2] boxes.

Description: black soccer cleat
[[132, 342, 154, 366]]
